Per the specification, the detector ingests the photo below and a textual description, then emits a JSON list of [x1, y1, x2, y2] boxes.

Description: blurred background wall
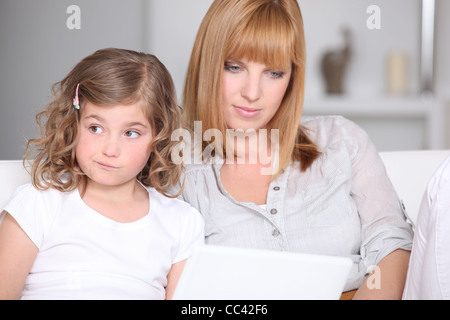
[[1, 0, 449, 160]]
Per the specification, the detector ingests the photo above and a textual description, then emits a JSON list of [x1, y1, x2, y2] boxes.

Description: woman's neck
[[225, 128, 278, 175]]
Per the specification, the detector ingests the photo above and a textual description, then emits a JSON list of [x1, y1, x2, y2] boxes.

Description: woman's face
[[222, 58, 292, 131]]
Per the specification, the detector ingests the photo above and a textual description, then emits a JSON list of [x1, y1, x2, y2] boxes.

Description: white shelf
[[302, 95, 445, 150], [303, 96, 438, 118]]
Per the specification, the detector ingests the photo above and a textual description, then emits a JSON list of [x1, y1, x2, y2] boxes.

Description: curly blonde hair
[[25, 48, 183, 197]]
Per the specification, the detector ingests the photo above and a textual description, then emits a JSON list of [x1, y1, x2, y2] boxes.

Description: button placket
[[266, 167, 290, 248], [270, 186, 280, 215], [268, 186, 281, 239]]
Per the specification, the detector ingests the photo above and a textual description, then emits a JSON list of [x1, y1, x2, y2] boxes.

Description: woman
[[180, 0, 413, 299]]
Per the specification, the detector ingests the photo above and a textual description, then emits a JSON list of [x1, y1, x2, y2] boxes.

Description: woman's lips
[[233, 106, 262, 119]]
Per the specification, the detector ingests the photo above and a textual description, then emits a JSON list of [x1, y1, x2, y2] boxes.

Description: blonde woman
[[179, 0, 412, 299], [0, 48, 204, 300]]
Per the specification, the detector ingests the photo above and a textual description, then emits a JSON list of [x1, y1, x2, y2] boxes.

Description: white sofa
[[0, 161, 32, 214], [379, 150, 450, 226], [1, 150, 450, 225]]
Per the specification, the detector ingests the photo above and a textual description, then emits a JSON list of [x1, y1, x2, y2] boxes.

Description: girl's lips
[[97, 162, 117, 169], [233, 106, 262, 119]]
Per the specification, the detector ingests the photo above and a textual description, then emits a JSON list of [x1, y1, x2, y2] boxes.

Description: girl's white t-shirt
[[1, 183, 204, 300]]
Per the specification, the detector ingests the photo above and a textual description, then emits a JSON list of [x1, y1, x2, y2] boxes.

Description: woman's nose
[[241, 74, 262, 102]]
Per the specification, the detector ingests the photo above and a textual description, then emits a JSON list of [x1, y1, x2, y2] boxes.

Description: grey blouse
[[178, 116, 413, 291]]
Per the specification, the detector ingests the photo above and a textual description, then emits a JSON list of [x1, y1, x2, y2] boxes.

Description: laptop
[[173, 245, 353, 300]]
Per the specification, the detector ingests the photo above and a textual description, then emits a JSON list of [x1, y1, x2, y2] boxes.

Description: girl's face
[[222, 58, 292, 131], [76, 101, 153, 189]]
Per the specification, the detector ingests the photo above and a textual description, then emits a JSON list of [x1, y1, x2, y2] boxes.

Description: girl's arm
[[165, 259, 187, 300], [353, 249, 411, 300], [0, 212, 38, 300]]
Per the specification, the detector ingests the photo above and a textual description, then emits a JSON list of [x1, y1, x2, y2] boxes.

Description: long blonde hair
[[25, 48, 183, 197], [183, 0, 320, 174]]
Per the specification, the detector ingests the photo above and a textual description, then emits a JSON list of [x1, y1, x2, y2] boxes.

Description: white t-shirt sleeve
[[173, 206, 205, 263], [2, 184, 58, 249]]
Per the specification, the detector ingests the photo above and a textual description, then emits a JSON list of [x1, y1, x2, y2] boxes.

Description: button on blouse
[[178, 116, 413, 292]]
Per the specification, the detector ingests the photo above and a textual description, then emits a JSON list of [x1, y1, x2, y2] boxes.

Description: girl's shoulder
[[4, 183, 68, 220], [145, 186, 202, 217], [144, 186, 204, 235], [7, 183, 64, 204], [2, 184, 69, 248]]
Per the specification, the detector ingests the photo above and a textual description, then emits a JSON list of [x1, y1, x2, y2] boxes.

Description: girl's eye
[[89, 125, 103, 134], [125, 130, 140, 138]]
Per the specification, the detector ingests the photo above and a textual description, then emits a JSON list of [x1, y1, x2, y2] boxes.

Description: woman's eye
[[224, 63, 241, 73], [89, 126, 103, 134], [125, 130, 140, 138], [268, 71, 285, 79]]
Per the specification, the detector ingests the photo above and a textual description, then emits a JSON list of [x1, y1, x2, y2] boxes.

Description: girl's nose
[[102, 136, 120, 157]]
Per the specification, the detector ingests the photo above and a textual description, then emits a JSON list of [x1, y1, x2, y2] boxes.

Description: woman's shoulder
[[301, 115, 362, 133], [183, 162, 216, 173], [301, 115, 369, 150], [180, 162, 218, 185]]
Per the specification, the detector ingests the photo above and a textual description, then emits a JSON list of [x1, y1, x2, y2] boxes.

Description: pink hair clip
[[73, 83, 80, 110]]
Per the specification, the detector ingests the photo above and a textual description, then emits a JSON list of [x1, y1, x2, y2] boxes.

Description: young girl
[[179, 0, 413, 299], [0, 48, 204, 300]]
